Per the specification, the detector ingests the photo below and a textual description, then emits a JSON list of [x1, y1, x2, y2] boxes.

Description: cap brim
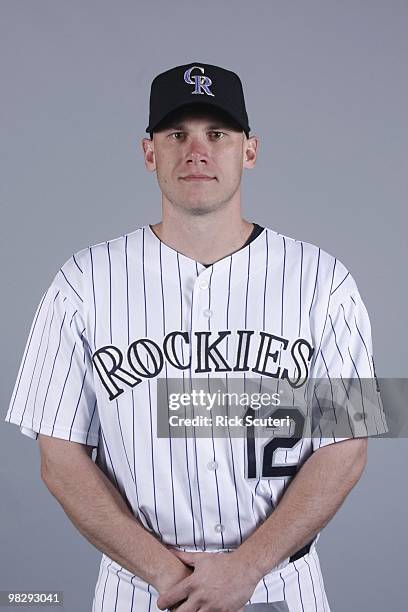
[[146, 99, 249, 134]]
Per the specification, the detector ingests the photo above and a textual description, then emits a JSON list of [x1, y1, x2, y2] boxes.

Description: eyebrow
[[164, 123, 235, 131]]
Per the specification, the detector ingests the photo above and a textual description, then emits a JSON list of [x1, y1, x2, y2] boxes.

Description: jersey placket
[[188, 263, 228, 550]]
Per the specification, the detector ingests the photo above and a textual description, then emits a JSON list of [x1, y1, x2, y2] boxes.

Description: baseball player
[[5, 62, 387, 612]]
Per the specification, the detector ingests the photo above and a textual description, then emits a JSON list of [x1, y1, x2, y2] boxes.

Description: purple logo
[[184, 66, 215, 97]]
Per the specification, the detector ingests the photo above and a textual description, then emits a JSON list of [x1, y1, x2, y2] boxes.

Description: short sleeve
[[5, 275, 100, 446], [310, 269, 388, 450]]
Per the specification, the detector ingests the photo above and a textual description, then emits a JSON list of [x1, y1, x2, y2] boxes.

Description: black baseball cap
[[146, 62, 251, 138]]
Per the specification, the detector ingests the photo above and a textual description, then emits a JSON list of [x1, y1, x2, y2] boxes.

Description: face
[[142, 107, 258, 216]]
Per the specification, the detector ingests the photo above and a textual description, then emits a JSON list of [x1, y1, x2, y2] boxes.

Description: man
[[5, 62, 387, 611]]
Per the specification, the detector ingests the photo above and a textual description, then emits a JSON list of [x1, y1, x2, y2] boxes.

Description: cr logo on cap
[[184, 66, 215, 97]]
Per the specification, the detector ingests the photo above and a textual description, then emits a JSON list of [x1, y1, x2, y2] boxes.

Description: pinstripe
[[37, 297, 68, 431], [340, 303, 370, 434], [285, 240, 303, 465], [125, 235, 131, 346], [244, 244, 258, 524], [253, 232, 270, 493], [49, 307, 86, 437], [142, 228, 163, 540], [177, 252, 197, 548], [207, 266, 225, 548], [86, 398, 98, 445], [92, 557, 104, 612], [326, 316, 355, 435], [346, 345, 370, 435], [328, 314, 344, 364], [50, 341, 76, 434], [100, 427, 122, 491], [281, 236, 286, 337], [113, 566, 121, 612], [107, 242, 113, 343], [100, 560, 113, 612], [262, 576, 270, 603], [147, 360, 163, 540], [263, 231, 268, 330], [130, 576, 136, 612], [224, 254, 244, 544], [126, 235, 142, 511], [66, 319, 88, 433], [330, 271, 350, 296], [267, 479, 274, 506], [89, 246, 97, 350], [303, 556, 318, 612], [14, 290, 56, 427], [159, 241, 178, 545], [9, 289, 48, 418], [303, 246, 321, 425], [72, 252, 83, 273], [189, 263, 206, 548], [312, 389, 324, 445], [59, 267, 83, 302], [147, 583, 153, 611], [313, 259, 337, 366], [293, 560, 305, 612], [280, 572, 286, 601], [320, 351, 338, 427], [310, 553, 328, 612], [309, 248, 320, 317], [114, 394, 137, 483], [108, 242, 137, 486], [279, 237, 287, 482], [352, 306, 375, 374], [28, 291, 61, 429], [340, 302, 352, 334]]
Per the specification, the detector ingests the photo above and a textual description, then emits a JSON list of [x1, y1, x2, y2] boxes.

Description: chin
[[180, 200, 222, 216], [189, 207, 217, 216]]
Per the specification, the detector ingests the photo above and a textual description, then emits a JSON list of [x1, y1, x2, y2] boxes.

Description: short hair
[[151, 103, 246, 139]]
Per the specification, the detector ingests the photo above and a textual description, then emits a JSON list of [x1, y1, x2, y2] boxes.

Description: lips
[[180, 175, 215, 182]]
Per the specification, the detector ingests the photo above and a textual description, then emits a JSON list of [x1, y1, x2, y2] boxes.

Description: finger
[[172, 550, 215, 563], [168, 597, 198, 612], [171, 550, 198, 566], [156, 578, 191, 610], [168, 600, 188, 612]]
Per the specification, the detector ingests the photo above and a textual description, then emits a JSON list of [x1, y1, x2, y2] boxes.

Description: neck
[[151, 203, 254, 266]]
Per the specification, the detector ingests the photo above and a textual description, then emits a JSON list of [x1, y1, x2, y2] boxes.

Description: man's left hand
[[157, 549, 260, 612]]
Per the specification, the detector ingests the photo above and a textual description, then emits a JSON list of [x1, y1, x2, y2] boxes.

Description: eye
[[209, 131, 225, 140], [169, 132, 185, 140]]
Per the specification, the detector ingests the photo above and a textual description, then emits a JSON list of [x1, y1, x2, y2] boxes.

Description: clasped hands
[[156, 548, 261, 612]]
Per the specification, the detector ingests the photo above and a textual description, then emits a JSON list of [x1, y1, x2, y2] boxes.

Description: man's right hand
[[154, 555, 193, 611]]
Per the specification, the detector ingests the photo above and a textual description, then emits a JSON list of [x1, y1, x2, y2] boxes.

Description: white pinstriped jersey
[[5, 224, 387, 611]]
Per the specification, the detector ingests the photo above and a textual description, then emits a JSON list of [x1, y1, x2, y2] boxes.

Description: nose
[[185, 136, 209, 164]]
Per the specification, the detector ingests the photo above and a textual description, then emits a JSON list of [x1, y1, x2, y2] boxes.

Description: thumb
[[171, 550, 198, 566]]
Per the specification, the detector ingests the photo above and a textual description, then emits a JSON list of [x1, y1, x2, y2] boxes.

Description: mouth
[[179, 176, 216, 182]]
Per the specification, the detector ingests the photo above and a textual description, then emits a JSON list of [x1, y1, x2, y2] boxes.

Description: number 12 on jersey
[[245, 407, 306, 479]]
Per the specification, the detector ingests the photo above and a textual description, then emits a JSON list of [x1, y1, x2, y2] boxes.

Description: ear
[[243, 135, 259, 169], [141, 137, 156, 172]]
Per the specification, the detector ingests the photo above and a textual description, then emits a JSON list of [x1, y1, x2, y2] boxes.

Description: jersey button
[[207, 460, 218, 471], [203, 309, 213, 318], [199, 279, 209, 290], [214, 523, 224, 533]]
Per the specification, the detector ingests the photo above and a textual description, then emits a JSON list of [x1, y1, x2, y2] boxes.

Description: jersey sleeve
[[310, 266, 388, 450], [4, 255, 100, 446]]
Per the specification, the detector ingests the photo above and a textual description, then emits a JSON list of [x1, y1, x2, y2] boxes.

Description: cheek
[[215, 153, 243, 182], [155, 158, 173, 183], [156, 154, 180, 181]]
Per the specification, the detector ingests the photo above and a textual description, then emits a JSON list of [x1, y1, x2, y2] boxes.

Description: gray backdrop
[[1, 1, 407, 610]]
